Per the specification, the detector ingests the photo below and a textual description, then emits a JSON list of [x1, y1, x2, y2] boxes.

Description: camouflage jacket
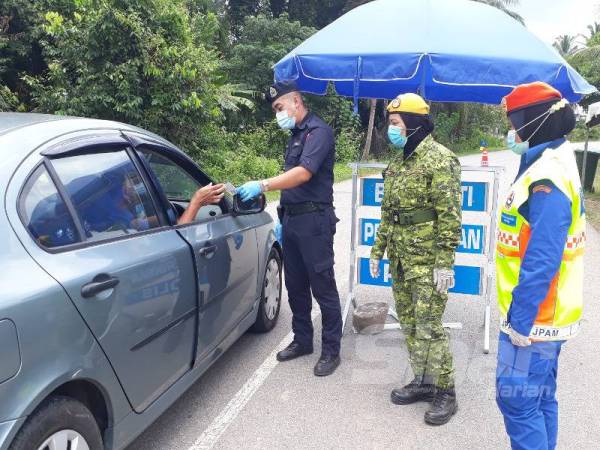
[[371, 135, 462, 279]]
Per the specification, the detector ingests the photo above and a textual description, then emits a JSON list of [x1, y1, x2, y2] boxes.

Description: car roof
[[0, 112, 174, 154], [0, 112, 177, 185], [0, 112, 72, 136]]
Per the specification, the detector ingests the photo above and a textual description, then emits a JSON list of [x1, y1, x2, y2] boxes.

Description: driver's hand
[[191, 183, 226, 207]]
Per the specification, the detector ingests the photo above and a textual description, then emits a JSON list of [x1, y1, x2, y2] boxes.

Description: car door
[[131, 138, 259, 358], [8, 133, 197, 413]]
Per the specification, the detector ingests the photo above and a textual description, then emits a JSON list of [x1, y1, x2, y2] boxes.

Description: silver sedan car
[[0, 113, 282, 450]]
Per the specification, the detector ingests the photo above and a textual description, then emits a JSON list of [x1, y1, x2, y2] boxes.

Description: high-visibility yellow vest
[[496, 141, 585, 341]]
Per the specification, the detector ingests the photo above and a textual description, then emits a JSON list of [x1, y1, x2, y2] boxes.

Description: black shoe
[[391, 378, 435, 405], [314, 354, 341, 377], [424, 388, 458, 426], [276, 342, 313, 362]]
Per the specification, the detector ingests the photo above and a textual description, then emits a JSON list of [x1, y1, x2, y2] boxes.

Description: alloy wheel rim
[[38, 430, 90, 450], [264, 258, 281, 320]]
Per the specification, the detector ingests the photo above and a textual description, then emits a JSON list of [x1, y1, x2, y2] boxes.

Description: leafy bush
[[24, 0, 226, 152], [432, 105, 506, 153], [0, 85, 18, 111], [186, 124, 284, 185], [569, 119, 600, 142], [336, 127, 363, 162]]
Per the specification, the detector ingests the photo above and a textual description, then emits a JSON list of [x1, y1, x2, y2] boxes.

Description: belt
[[392, 208, 437, 226], [281, 202, 332, 217]]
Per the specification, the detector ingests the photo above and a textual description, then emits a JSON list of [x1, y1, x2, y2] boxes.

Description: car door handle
[[81, 275, 120, 298], [198, 245, 217, 258]]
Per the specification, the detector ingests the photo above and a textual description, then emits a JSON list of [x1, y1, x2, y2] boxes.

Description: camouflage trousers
[[392, 272, 455, 389]]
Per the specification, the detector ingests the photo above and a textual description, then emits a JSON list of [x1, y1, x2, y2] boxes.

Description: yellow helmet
[[387, 93, 430, 115]]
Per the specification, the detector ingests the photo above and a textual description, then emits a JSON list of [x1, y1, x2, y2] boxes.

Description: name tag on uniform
[[501, 213, 517, 227]]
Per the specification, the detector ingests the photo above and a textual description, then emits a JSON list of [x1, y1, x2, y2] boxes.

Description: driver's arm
[[177, 183, 226, 225]]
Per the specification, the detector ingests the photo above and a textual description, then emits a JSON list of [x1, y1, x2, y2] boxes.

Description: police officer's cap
[[266, 80, 299, 103]]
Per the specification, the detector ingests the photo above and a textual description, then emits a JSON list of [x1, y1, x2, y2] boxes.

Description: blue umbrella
[[274, 0, 596, 106]]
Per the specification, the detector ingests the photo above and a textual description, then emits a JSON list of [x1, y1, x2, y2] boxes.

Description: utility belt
[[278, 202, 332, 219], [391, 208, 437, 226]]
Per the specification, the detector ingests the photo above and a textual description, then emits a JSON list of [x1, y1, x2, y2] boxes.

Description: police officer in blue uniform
[[237, 80, 342, 376]]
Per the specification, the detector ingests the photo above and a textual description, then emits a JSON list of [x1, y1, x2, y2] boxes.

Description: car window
[[19, 165, 81, 248], [137, 150, 199, 201], [51, 149, 160, 243]]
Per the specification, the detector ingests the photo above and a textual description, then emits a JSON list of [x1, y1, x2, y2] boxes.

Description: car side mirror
[[233, 193, 266, 215]]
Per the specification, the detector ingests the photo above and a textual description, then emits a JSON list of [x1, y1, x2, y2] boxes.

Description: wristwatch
[[260, 180, 270, 192]]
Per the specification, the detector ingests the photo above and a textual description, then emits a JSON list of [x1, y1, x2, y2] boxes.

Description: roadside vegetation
[[1, 1, 598, 187]]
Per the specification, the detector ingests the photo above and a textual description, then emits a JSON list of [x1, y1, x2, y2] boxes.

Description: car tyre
[[249, 247, 282, 333], [10, 396, 102, 450]]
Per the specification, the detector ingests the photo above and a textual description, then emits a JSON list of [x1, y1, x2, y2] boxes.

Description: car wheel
[[10, 396, 102, 450], [249, 247, 282, 333]]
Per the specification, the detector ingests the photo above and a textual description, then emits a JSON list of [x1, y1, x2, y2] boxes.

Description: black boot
[[314, 354, 341, 377], [390, 378, 435, 405], [424, 387, 458, 425], [276, 342, 313, 362]]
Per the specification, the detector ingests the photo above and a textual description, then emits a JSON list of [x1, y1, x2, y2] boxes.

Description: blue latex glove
[[275, 222, 283, 246], [236, 181, 262, 202]]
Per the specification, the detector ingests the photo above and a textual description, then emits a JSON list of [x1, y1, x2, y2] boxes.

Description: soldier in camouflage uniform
[[369, 93, 462, 426]]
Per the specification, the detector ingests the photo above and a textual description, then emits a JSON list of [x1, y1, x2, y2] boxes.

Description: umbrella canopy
[[274, 0, 596, 105]]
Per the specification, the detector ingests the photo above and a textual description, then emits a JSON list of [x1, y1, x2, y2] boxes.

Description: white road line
[[188, 310, 320, 450]]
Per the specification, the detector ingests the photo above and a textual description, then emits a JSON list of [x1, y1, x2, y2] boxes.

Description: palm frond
[[569, 45, 600, 63], [215, 83, 256, 112], [471, 0, 524, 25]]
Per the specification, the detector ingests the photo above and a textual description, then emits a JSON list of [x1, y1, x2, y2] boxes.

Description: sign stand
[[342, 162, 503, 354]]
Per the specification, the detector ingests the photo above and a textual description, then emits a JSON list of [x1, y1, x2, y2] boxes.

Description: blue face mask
[[506, 129, 529, 155], [388, 125, 407, 148], [276, 110, 296, 130]]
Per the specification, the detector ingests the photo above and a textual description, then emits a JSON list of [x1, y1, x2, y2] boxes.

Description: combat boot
[[424, 387, 458, 425], [390, 377, 435, 405]]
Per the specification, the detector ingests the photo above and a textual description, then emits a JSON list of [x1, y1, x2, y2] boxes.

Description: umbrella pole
[[582, 125, 590, 191]]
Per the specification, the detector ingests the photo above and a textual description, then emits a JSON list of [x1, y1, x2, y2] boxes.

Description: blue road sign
[[361, 178, 488, 213], [457, 224, 486, 255], [358, 258, 482, 296], [449, 265, 483, 295], [359, 218, 381, 246], [360, 178, 385, 207], [461, 181, 488, 212], [360, 219, 485, 255]]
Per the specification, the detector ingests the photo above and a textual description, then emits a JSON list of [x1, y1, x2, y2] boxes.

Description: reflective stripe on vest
[[496, 141, 585, 341]]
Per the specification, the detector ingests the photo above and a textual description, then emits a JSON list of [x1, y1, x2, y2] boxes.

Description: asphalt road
[[127, 150, 600, 450]]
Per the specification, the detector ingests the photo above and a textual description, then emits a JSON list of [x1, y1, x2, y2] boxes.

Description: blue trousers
[[282, 207, 342, 357], [496, 332, 564, 450]]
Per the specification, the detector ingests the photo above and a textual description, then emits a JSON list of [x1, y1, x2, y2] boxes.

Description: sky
[[514, 0, 600, 45]]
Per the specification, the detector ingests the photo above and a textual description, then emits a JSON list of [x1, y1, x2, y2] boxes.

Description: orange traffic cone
[[480, 147, 489, 167]]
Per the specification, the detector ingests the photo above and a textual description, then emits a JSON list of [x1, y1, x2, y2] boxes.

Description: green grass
[[584, 163, 600, 230], [586, 192, 600, 231], [264, 162, 382, 203]]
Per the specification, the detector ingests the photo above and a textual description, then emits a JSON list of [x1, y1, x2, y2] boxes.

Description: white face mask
[[506, 99, 569, 155]]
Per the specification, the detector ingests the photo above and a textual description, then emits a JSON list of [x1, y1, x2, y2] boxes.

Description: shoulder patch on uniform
[[532, 184, 553, 194]]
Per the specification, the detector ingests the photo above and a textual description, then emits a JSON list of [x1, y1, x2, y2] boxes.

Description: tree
[[225, 14, 316, 125], [553, 34, 581, 57], [25, 0, 241, 151], [226, 0, 270, 37], [0, 0, 80, 109], [588, 21, 600, 39], [472, 0, 524, 24], [568, 29, 600, 107]]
